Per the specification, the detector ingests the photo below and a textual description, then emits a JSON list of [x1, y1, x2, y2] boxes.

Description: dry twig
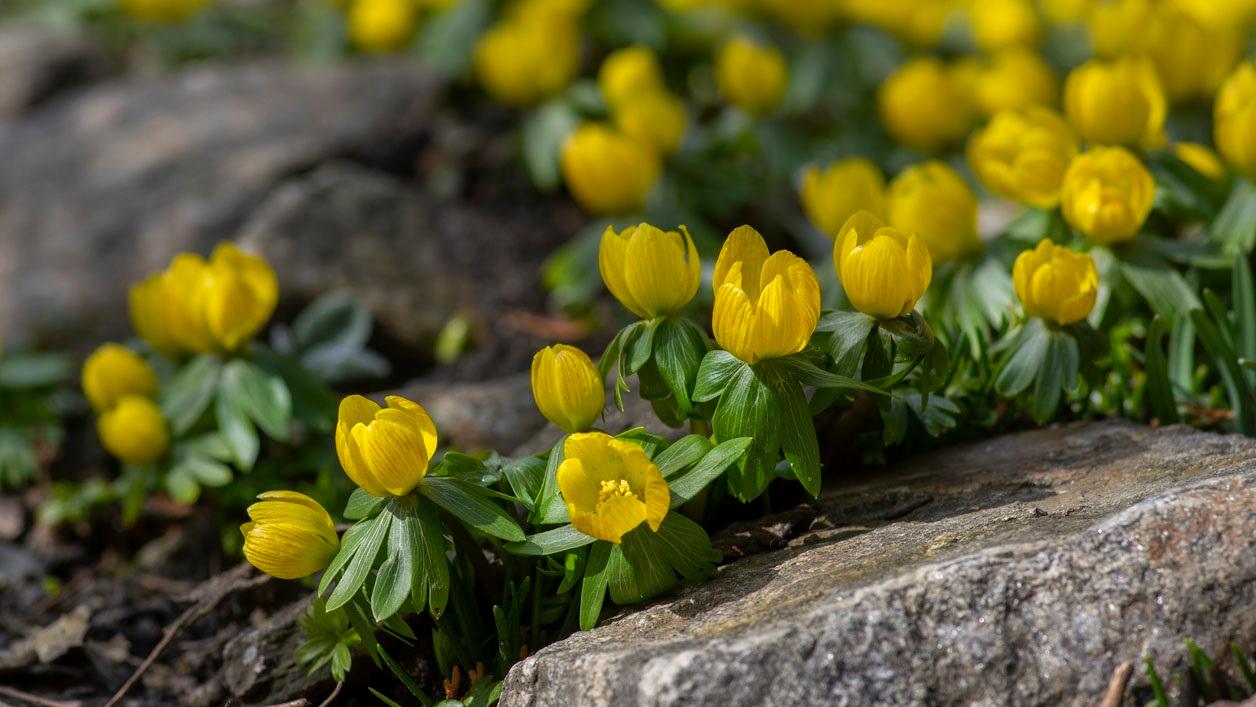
[[1100, 660, 1134, 707]]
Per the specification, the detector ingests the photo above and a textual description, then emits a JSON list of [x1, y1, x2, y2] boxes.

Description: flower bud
[[348, 0, 417, 53], [799, 158, 887, 238], [560, 124, 660, 215], [82, 344, 159, 413], [557, 432, 669, 543], [599, 46, 666, 110], [336, 395, 438, 497], [531, 345, 605, 433], [886, 161, 979, 264], [712, 226, 820, 365], [967, 0, 1040, 53], [879, 57, 976, 154], [1215, 63, 1256, 181], [716, 37, 788, 117], [613, 92, 687, 156], [474, 14, 581, 106], [599, 223, 700, 320], [836, 212, 932, 320], [98, 395, 169, 465], [967, 107, 1078, 208], [1012, 239, 1098, 326], [1060, 146, 1155, 245], [241, 491, 341, 580], [1064, 57, 1165, 149]]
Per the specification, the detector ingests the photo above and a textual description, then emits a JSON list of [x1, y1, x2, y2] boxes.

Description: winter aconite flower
[[98, 395, 169, 465], [82, 344, 158, 413], [836, 211, 932, 320], [879, 56, 975, 154], [598, 223, 700, 320], [614, 92, 687, 156], [1174, 143, 1228, 182], [336, 395, 438, 497], [599, 46, 666, 111], [716, 37, 788, 117], [1012, 239, 1098, 326], [712, 226, 820, 365], [1215, 62, 1256, 181], [348, 0, 417, 53], [967, 0, 1040, 53], [531, 345, 605, 434], [556, 432, 669, 544], [967, 107, 1078, 209], [129, 243, 278, 357], [560, 124, 660, 215], [886, 161, 979, 264], [1060, 147, 1155, 245], [241, 491, 340, 580], [474, 11, 581, 106], [1139, 4, 1243, 103], [966, 49, 1059, 119], [1064, 57, 1165, 149], [799, 158, 887, 238]]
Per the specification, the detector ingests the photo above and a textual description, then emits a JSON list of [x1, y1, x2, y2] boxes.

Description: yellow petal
[[714, 225, 770, 294], [623, 224, 697, 318], [598, 225, 647, 318]]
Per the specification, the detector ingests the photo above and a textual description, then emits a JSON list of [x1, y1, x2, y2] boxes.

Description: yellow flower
[[1215, 63, 1256, 181], [1012, 239, 1098, 326], [1085, 0, 1149, 58], [1060, 146, 1155, 245], [967, 107, 1078, 209], [967, 48, 1059, 119], [836, 211, 932, 320], [336, 395, 438, 497], [1040, 0, 1091, 23], [98, 395, 169, 465], [716, 37, 788, 116], [560, 124, 660, 215], [1168, 0, 1256, 27], [129, 243, 278, 356], [844, 0, 960, 48], [531, 345, 605, 433], [82, 344, 159, 413], [118, 0, 207, 22], [711, 226, 820, 365], [1139, 5, 1243, 103], [474, 14, 581, 106], [613, 92, 687, 156], [556, 432, 669, 544], [1173, 142, 1228, 182], [348, 0, 417, 53], [886, 161, 979, 264], [599, 46, 666, 110], [967, 0, 1040, 52], [598, 223, 700, 319], [879, 56, 975, 154], [799, 158, 887, 238], [1063, 57, 1166, 149], [241, 491, 341, 580]]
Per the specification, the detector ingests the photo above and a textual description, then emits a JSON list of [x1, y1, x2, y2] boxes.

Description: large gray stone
[[501, 421, 1256, 706], [0, 26, 105, 120], [0, 60, 440, 349]]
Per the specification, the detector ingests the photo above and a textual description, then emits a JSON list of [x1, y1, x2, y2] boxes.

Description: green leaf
[[531, 436, 566, 525], [1234, 256, 1256, 387], [994, 320, 1052, 396], [161, 354, 222, 435], [579, 542, 612, 631], [325, 511, 392, 611], [344, 488, 386, 521], [165, 468, 200, 504], [215, 392, 259, 471], [692, 350, 742, 403], [419, 477, 525, 542], [412, 498, 449, 618], [1117, 247, 1201, 322], [652, 317, 708, 416], [413, 0, 491, 76], [771, 354, 885, 394], [626, 318, 659, 376], [711, 362, 778, 501], [653, 434, 712, 479], [501, 455, 545, 510], [599, 323, 640, 411], [763, 365, 822, 497], [371, 500, 418, 621], [221, 360, 292, 441], [293, 290, 372, 353], [1032, 329, 1079, 424], [521, 100, 580, 192], [607, 529, 673, 604], [504, 525, 596, 556], [1144, 316, 1180, 425], [814, 309, 876, 375], [0, 351, 73, 389], [1210, 177, 1256, 255], [649, 513, 720, 582], [668, 437, 753, 506], [1192, 308, 1256, 435], [175, 455, 232, 487]]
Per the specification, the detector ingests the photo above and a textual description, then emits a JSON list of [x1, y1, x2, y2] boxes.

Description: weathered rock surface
[[0, 26, 106, 120], [0, 60, 440, 348], [501, 421, 1256, 707]]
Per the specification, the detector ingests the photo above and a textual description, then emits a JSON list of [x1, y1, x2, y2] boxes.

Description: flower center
[[597, 479, 636, 503]]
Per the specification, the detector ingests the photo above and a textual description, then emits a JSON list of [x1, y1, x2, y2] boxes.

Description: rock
[[0, 604, 91, 670], [0, 60, 440, 349], [220, 597, 327, 705], [500, 421, 1256, 707], [0, 26, 106, 120]]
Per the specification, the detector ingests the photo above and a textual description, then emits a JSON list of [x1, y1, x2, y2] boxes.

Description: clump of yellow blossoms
[[886, 162, 979, 264], [967, 107, 1078, 209]]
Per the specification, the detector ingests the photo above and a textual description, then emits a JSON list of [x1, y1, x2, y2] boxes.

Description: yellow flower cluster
[[599, 47, 688, 157], [475, 0, 585, 106], [968, 107, 1077, 209], [130, 243, 278, 357], [83, 344, 168, 465]]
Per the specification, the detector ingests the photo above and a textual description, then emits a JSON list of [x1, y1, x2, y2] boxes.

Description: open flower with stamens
[[556, 432, 669, 543]]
